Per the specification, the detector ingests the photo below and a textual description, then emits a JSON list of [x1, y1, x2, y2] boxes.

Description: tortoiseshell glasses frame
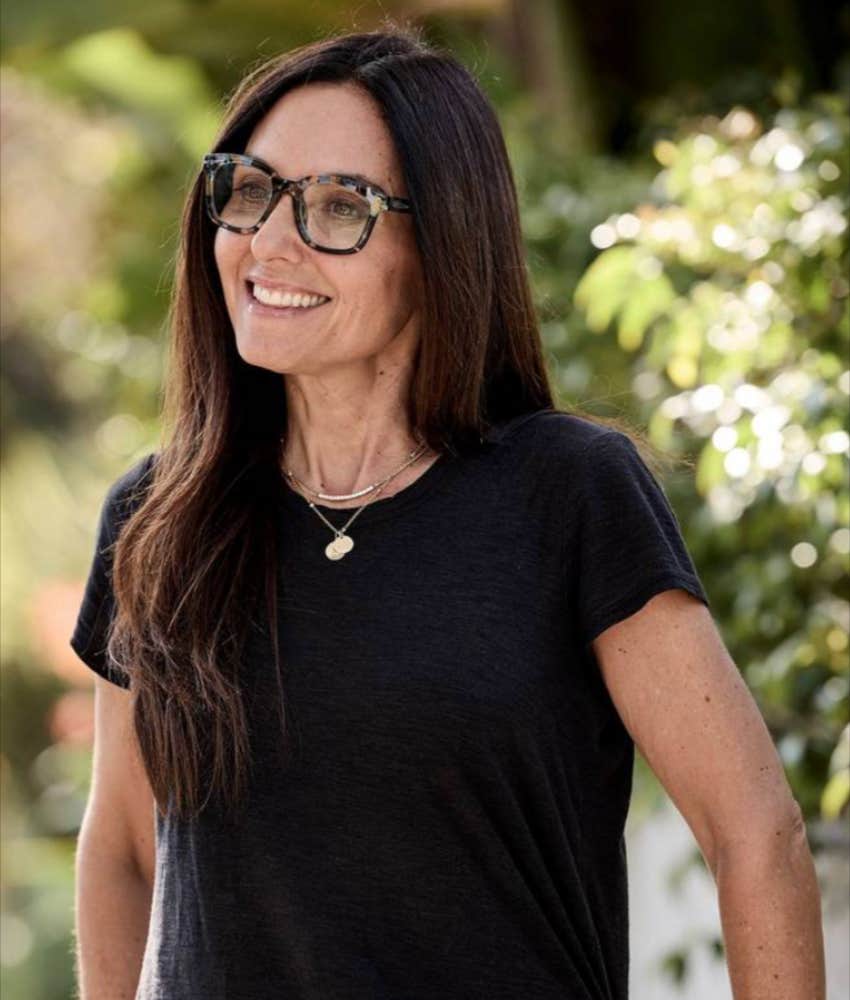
[[202, 152, 413, 254]]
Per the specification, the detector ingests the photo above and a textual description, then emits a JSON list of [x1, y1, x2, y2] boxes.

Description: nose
[[249, 189, 304, 261]]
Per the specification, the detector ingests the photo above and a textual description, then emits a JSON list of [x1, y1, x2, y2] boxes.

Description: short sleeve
[[568, 431, 710, 650], [69, 453, 157, 689]]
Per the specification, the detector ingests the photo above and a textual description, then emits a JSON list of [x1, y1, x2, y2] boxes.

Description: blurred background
[[1, 1, 848, 997]]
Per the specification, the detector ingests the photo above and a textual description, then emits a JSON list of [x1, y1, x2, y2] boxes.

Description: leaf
[[617, 272, 676, 351], [821, 769, 850, 820], [695, 444, 726, 494], [573, 245, 640, 332]]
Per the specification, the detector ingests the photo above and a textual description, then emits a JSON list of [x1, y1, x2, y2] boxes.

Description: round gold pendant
[[324, 534, 354, 561], [335, 534, 354, 554]]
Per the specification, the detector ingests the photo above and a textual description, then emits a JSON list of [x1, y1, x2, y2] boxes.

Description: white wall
[[627, 798, 849, 999]]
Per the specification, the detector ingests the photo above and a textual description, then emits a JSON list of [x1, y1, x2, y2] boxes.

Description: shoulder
[[105, 450, 158, 508], [482, 410, 652, 525], [498, 410, 667, 531], [99, 451, 158, 542], [510, 409, 639, 472]]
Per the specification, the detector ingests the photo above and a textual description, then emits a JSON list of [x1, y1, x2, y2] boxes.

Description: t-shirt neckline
[[275, 408, 554, 526], [277, 448, 453, 525]]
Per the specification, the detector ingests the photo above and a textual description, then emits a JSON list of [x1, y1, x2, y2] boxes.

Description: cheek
[[213, 231, 241, 292], [348, 262, 414, 324], [215, 238, 252, 319], [385, 248, 423, 317], [406, 255, 425, 311]]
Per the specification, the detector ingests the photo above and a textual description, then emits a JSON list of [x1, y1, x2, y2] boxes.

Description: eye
[[327, 197, 368, 219], [234, 183, 270, 205]]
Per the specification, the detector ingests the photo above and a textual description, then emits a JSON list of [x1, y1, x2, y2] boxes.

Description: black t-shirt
[[70, 408, 710, 1000]]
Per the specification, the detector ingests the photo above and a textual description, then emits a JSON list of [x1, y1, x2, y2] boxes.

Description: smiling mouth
[[246, 281, 332, 310]]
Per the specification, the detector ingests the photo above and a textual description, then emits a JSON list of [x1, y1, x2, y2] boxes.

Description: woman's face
[[213, 82, 423, 379]]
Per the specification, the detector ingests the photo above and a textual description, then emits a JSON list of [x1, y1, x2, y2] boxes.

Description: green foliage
[[570, 95, 850, 824]]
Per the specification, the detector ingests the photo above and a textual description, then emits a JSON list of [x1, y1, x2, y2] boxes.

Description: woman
[[71, 25, 824, 1000]]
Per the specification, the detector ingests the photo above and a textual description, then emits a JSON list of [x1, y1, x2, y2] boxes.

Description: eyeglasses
[[202, 152, 413, 254]]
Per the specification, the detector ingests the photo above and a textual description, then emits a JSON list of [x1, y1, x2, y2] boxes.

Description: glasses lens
[[207, 162, 375, 249], [303, 181, 372, 250], [210, 161, 272, 229]]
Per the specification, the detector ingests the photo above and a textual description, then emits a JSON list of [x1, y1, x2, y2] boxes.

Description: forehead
[[244, 82, 401, 191]]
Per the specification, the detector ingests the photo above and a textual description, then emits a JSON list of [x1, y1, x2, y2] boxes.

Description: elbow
[[712, 797, 810, 875], [764, 797, 810, 854]]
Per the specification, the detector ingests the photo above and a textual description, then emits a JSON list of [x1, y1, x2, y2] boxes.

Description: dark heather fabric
[[70, 408, 711, 1000]]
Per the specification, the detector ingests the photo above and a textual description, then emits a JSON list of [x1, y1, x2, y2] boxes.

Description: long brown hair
[[107, 24, 648, 822]]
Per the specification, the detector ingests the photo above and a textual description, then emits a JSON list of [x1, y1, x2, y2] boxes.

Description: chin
[[233, 338, 290, 374]]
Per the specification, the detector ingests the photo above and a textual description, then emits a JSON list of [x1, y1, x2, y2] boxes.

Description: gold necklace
[[283, 443, 431, 561]]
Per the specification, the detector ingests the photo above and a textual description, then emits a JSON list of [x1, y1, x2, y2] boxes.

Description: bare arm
[[714, 811, 824, 1000], [75, 839, 153, 1000], [591, 588, 826, 1000], [74, 677, 157, 1000]]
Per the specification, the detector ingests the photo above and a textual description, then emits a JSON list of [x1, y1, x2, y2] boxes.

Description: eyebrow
[[328, 171, 382, 188], [243, 152, 384, 189]]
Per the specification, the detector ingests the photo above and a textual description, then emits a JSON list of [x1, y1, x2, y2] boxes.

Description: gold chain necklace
[[283, 443, 431, 561]]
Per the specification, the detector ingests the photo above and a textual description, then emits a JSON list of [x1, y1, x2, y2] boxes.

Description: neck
[[283, 436, 430, 497], [280, 385, 434, 501]]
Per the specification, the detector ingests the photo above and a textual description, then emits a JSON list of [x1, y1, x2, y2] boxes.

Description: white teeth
[[252, 284, 329, 308]]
